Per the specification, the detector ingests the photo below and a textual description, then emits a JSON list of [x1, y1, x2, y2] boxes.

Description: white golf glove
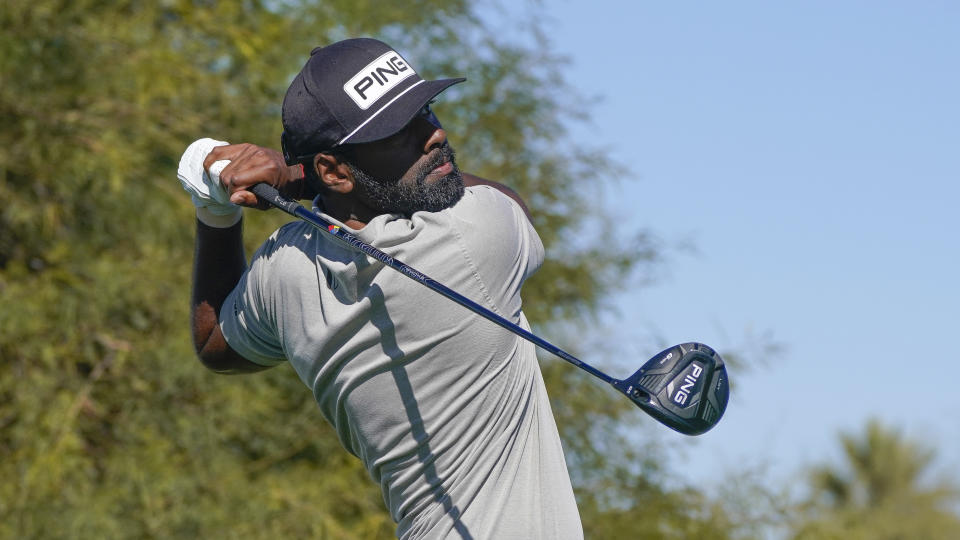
[[177, 138, 240, 226]]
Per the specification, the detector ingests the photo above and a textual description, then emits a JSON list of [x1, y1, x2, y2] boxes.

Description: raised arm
[[190, 217, 266, 373], [181, 141, 303, 374]]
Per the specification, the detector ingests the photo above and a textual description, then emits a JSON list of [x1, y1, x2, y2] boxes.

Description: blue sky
[[528, 1, 960, 487]]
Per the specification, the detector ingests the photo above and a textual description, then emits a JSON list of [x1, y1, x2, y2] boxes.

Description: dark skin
[[192, 115, 531, 374]]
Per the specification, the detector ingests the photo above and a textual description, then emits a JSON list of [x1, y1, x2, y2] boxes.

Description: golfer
[[179, 38, 582, 539]]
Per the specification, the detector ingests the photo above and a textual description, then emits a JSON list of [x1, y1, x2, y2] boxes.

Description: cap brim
[[340, 77, 466, 146]]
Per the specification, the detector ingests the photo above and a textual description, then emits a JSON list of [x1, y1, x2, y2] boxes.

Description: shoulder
[[244, 221, 319, 280], [255, 221, 315, 254], [460, 173, 532, 219], [444, 184, 544, 266], [449, 185, 526, 223], [402, 185, 522, 236]]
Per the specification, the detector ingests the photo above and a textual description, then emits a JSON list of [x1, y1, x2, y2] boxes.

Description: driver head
[[617, 342, 729, 435]]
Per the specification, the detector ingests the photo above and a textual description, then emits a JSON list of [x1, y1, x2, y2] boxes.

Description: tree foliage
[[790, 420, 960, 540], [0, 1, 743, 538]]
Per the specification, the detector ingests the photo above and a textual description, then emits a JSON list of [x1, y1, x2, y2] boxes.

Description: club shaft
[[251, 184, 616, 385]]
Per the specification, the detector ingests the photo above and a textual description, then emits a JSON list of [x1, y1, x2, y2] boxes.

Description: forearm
[[190, 215, 267, 373]]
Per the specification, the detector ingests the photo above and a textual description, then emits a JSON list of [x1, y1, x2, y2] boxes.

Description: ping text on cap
[[344, 51, 416, 110]]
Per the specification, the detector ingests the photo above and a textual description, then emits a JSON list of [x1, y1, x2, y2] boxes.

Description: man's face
[[343, 107, 465, 214]]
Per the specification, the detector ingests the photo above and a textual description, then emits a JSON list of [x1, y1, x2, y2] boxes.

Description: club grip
[[251, 183, 300, 214]]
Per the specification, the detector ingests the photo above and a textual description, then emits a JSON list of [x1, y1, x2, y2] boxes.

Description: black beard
[[350, 143, 465, 215]]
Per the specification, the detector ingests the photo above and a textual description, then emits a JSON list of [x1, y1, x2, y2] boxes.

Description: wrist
[[289, 163, 305, 181], [287, 163, 306, 199], [196, 206, 242, 228]]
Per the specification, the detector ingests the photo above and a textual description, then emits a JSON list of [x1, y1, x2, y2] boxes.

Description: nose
[[421, 126, 447, 154]]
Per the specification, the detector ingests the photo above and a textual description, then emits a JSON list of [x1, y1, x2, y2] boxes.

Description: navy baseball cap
[[281, 38, 466, 165]]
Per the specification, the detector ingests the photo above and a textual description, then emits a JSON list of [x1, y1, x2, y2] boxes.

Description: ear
[[314, 153, 354, 194]]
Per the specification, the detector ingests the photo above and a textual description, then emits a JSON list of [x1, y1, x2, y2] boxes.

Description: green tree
[[790, 420, 960, 540], [0, 1, 743, 538]]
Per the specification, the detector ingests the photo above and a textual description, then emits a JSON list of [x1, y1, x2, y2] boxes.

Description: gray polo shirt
[[220, 185, 583, 539]]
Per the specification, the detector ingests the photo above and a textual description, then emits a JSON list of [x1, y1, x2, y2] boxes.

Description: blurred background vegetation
[[1, 1, 958, 538]]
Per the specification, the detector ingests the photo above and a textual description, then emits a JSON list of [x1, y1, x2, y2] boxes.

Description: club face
[[614, 342, 729, 435]]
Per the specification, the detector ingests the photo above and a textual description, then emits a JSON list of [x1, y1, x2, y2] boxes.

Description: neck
[[317, 192, 377, 229]]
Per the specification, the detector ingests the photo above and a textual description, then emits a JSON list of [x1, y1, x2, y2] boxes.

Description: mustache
[[420, 142, 456, 175]]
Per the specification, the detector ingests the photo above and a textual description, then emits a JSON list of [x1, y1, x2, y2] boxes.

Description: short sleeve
[[219, 236, 288, 367], [448, 185, 545, 312]]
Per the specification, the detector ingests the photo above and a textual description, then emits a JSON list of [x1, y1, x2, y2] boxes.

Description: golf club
[[250, 183, 729, 435]]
